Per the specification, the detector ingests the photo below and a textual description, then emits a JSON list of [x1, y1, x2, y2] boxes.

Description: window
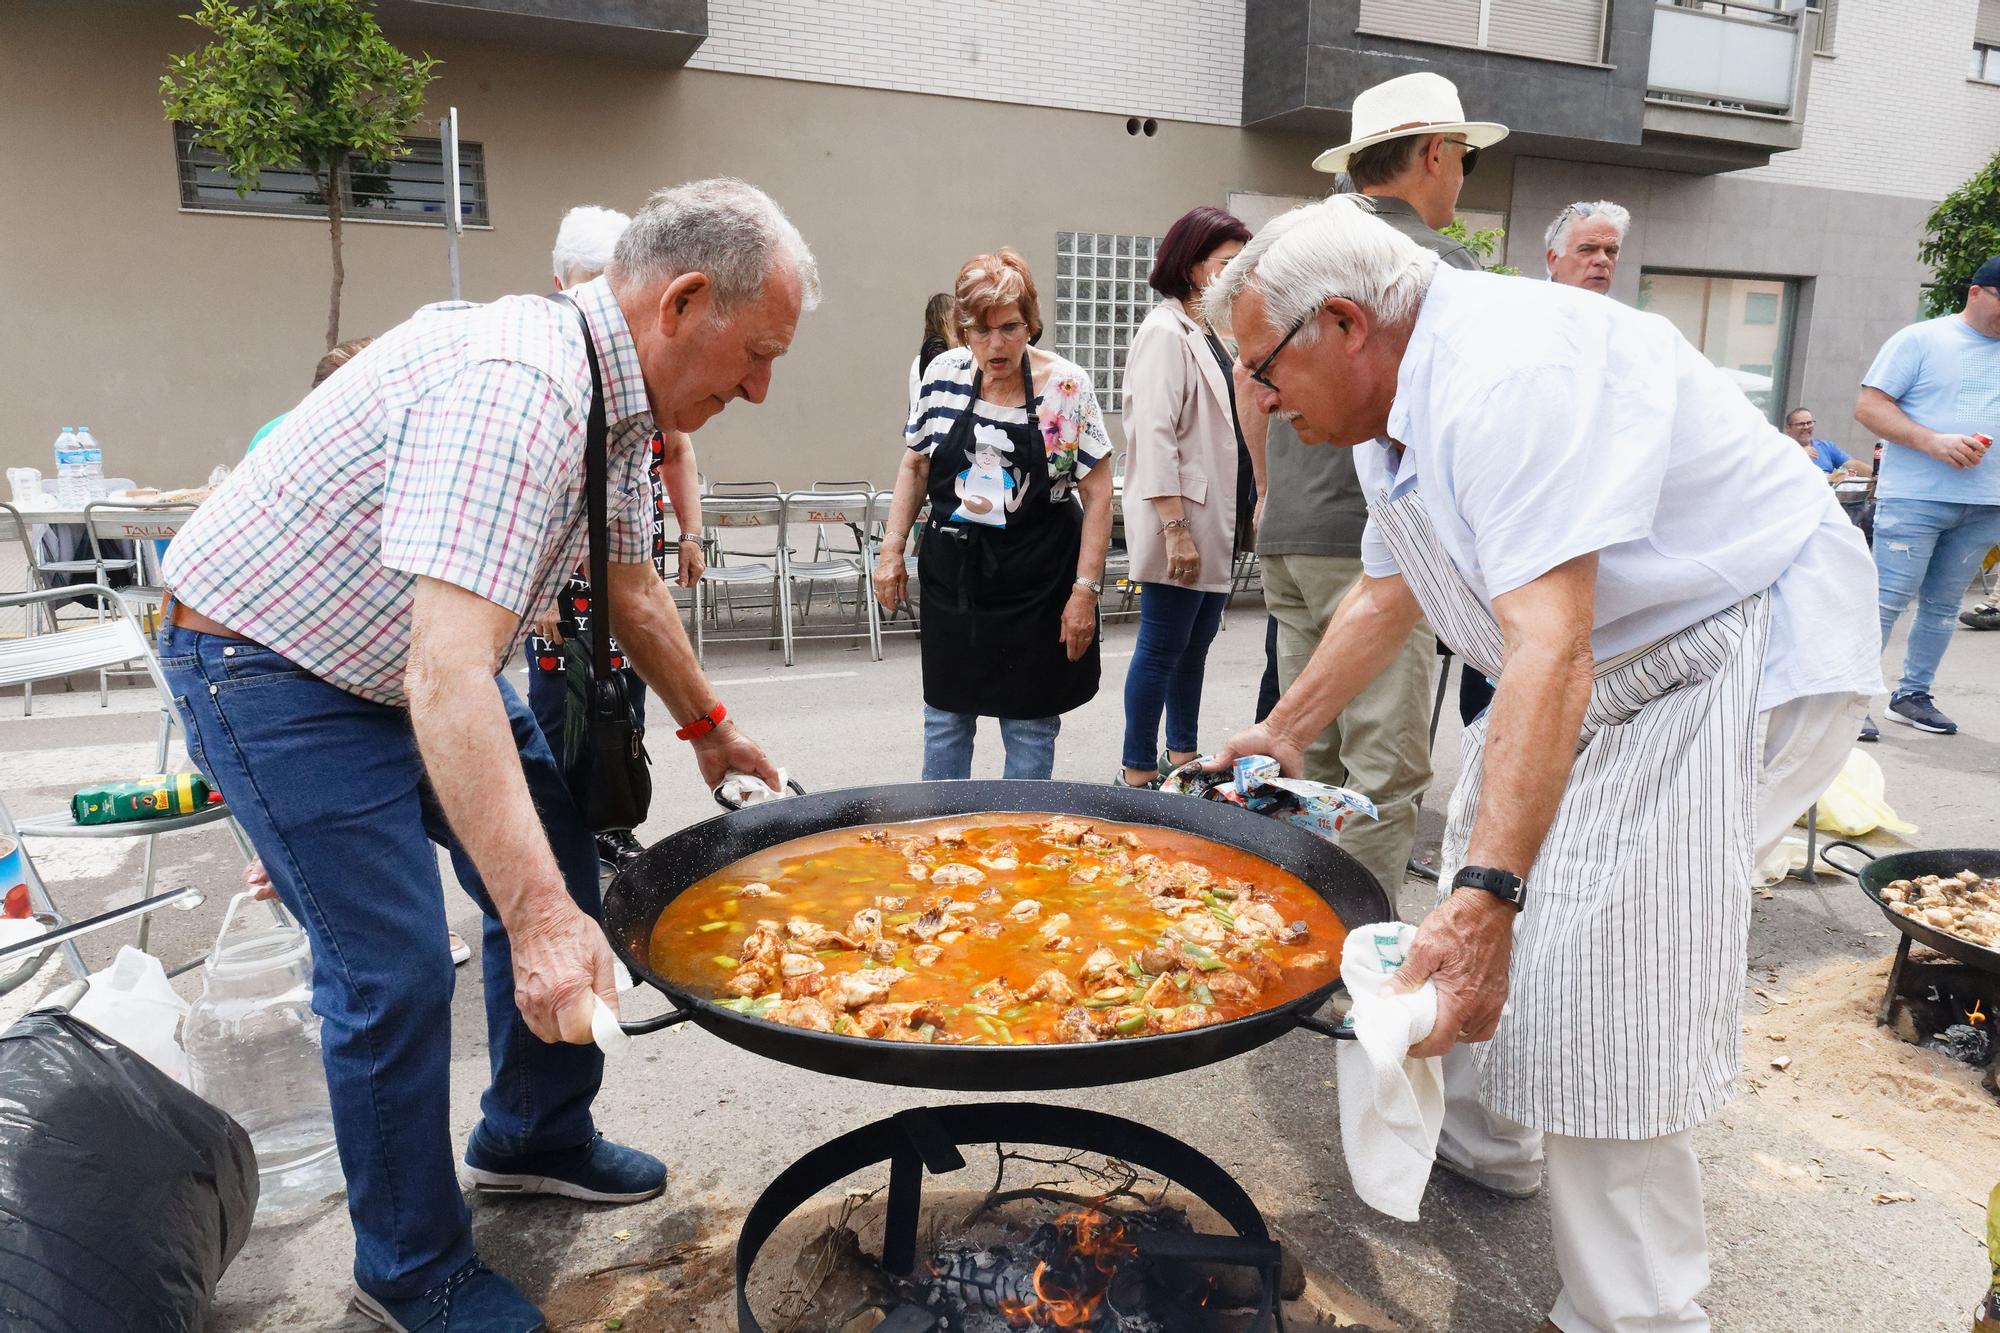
[[1798, 0, 1837, 54], [1358, 0, 1606, 66], [1054, 231, 1161, 412], [173, 123, 490, 226], [1636, 272, 1799, 424], [1979, 0, 2000, 78]]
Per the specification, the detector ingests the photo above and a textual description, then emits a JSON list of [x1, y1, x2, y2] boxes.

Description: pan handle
[[620, 1001, 698, 1036], [1295, 1010, 1357, 1041], [1817, 839, 1875, 880], [712, 777, 808, 812]]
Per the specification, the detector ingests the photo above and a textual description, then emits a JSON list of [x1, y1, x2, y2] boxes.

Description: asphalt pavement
[[1, 584, 1994, 1331]]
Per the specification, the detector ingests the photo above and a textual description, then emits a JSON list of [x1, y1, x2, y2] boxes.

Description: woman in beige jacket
[[1117, 206, 1257, 788]]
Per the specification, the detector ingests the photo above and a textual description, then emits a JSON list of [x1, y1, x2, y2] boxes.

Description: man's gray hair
[[1204, 194, 1438, 345], [610, 178, 822, 314], [1543, 199, 1631, 268], [552, 204, 631, 288]]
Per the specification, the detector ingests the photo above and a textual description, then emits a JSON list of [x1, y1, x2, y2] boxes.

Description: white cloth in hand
[[1336, 921, 1444, 1222]]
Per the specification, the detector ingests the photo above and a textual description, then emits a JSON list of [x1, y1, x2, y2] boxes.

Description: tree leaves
[[162, 0, 438, 192], [1920, 151, 2000, 319], [160, 0, 440, 347]]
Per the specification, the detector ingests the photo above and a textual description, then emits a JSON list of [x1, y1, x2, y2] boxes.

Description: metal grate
[[1053, 230, 1162, 413], [173, 122, 490, 226]]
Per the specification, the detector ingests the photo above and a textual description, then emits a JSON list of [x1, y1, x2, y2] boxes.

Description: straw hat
[[1311, 72, 1510, 175]]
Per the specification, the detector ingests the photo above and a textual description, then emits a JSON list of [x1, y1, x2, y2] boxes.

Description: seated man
[[1785, 406, 1870, 476]]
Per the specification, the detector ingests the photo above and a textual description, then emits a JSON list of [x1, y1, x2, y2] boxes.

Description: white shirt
[[1356, 266, 1880, 709]]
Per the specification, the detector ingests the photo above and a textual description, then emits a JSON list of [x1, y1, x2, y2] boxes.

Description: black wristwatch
[[1452, 865, 1526, 911]]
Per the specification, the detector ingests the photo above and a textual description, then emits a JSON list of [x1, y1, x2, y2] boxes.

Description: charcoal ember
[[1922, 1022, 1995, 1066], [924, 1245, 1038, 1313]]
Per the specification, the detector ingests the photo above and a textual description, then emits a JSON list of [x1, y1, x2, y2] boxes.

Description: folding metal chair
[[693, 496, 787, 664], [780, 491, 881, 663], [0, 585, 257, 959], [0, 503, 58, 715]]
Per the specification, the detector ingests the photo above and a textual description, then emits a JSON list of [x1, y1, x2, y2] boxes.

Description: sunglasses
[[1448, 140, 1480, 176], [1247, 296, 1348, 392]]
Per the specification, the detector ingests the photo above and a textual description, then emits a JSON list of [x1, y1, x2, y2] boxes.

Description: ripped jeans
[[1873, 497, 2000, 696]]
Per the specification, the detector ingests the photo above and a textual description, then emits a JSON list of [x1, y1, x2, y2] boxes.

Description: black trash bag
[[0, 1010, 258, 1333]]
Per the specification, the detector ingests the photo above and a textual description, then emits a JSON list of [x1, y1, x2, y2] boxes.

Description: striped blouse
[[905, 347, 1114, 507]]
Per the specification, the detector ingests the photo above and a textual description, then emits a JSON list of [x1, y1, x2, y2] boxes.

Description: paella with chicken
[[649, 813, 1346, 1045]]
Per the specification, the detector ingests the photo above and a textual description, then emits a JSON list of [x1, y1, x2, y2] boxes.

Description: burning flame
[[995, 1208, 1138, 1328]]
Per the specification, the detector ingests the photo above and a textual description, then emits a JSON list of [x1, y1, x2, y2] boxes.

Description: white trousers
[[1437, 690, 1867, 1331]]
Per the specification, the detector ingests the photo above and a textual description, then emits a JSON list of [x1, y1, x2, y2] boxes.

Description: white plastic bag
[[70, 946, 192, 1085]]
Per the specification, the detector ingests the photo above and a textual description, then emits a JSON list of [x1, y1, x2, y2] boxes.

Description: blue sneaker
[[1857, 714, 1879, 743], [1887, 691, 1957, 735], [460, 1128, 666, 1203], [351, 1257, 544, 1332]]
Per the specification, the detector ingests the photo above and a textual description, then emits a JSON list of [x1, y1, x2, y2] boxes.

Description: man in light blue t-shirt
[[1855, 254, 2000, 736]]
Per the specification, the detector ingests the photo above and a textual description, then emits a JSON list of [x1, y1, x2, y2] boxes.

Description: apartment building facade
[[3, 0, 1996, 484]]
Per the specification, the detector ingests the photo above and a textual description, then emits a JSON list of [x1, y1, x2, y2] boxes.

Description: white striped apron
[[1372, 485, 1770, 1140]]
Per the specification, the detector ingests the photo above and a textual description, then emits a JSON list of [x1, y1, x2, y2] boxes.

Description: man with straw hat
[[1256, 71, 1509, 909]]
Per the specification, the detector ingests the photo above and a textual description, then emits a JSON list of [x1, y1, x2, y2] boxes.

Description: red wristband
[[675, 702, 727, 742]]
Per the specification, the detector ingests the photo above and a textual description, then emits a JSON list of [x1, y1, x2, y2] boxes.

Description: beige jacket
[[1119, 298, 1240, 593]]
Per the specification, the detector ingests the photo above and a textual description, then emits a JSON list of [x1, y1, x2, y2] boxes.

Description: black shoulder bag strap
[[557, 295, 652, 834]]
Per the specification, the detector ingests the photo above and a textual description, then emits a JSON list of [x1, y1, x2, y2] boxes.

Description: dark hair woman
[[1118, 205, 1258, 787], [909, 292, 959, 408], [876, 250, 1116, 780]]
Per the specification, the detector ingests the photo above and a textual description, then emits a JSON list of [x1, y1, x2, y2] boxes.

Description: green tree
[[1919, 149, 2000, 318], [162, 0, 439, 349], [1441, 219, 1522, 276]]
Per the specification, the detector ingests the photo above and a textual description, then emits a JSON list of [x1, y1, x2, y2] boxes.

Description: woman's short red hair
[[953, 248, 1042, 340]]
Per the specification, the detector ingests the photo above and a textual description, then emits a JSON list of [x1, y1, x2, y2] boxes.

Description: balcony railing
[[1647, 0, 1802, 115]]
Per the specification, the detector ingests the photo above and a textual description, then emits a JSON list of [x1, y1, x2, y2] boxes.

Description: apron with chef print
[[918, 352, 1100, 720], [1370, 482, 1771, 1141]]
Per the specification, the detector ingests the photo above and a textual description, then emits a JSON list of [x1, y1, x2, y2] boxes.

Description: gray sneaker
[[1857, 714, 1880, 743], [1887, 691, 1957, 735]]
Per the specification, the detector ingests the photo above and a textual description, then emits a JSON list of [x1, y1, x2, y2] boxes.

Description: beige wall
[[0, 1, 1337, 490]]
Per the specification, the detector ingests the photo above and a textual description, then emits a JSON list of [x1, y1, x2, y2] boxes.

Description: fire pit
[[734, 1104, 1295, 1333]]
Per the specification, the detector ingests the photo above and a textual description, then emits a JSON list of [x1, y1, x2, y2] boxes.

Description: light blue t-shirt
[[1861, 315, 2000, 504]]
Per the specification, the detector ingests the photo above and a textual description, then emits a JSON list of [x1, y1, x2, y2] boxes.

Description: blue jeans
[[1874, 498, 2000, 696], [922, 705, 1061, 780], [523, 646, 648, 769], [1120, 584, 1226, 771], [160, 623, 607, 1298]]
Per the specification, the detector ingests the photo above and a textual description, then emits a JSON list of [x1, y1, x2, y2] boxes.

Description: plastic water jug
[[75, 425, 106, 499], [51, 427, 86, 507], [183, 892, 344, 1224]]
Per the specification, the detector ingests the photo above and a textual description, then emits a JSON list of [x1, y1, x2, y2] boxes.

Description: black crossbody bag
[[557, 296, 652, 833]]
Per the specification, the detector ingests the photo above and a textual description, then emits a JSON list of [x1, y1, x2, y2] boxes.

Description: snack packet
[[1160, 755, 1377, 845]]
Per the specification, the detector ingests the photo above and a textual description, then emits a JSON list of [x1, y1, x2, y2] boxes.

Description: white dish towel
[[1335, 921, 1445, 1222]]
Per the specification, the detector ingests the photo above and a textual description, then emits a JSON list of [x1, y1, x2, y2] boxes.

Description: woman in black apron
[[875, 250, 1114, 779]]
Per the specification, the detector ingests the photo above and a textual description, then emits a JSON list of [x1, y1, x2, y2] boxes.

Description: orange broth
[[648, 813, 1347, 1045]]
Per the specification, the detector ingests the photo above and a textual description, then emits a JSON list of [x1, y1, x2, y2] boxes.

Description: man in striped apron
[[1208, 195, 1880, 1331]]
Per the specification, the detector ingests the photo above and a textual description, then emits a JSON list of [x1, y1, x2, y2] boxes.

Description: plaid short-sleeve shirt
[[164, 277, 655, 706]]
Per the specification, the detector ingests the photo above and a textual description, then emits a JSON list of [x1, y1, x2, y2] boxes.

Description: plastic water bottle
[[75, 425, 106, 500], [51, 427, 87, 507], [183, 892, 345, 1224]]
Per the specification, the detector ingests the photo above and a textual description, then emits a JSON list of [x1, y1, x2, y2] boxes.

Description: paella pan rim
[[601, 780, 1392, 1091]]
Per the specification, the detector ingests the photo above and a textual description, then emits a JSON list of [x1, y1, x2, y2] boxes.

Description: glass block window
[[1053, 230, 1162, 412]]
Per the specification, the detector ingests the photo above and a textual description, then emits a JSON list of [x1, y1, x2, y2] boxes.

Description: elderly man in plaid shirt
[[159, 179, 816, 1332]]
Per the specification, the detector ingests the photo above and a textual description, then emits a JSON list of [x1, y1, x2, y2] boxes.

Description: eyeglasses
[[1446, 140, 1479, 177], [1247, 301, 1337, 392], [963, 320, 1029, 342]]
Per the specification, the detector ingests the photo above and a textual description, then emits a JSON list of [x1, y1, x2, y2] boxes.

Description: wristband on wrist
[[1073, 576, 1103, 596], [1160, 517, 1191, 531], [675, 702, 727, 741], [676, 533, 704, 546]]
